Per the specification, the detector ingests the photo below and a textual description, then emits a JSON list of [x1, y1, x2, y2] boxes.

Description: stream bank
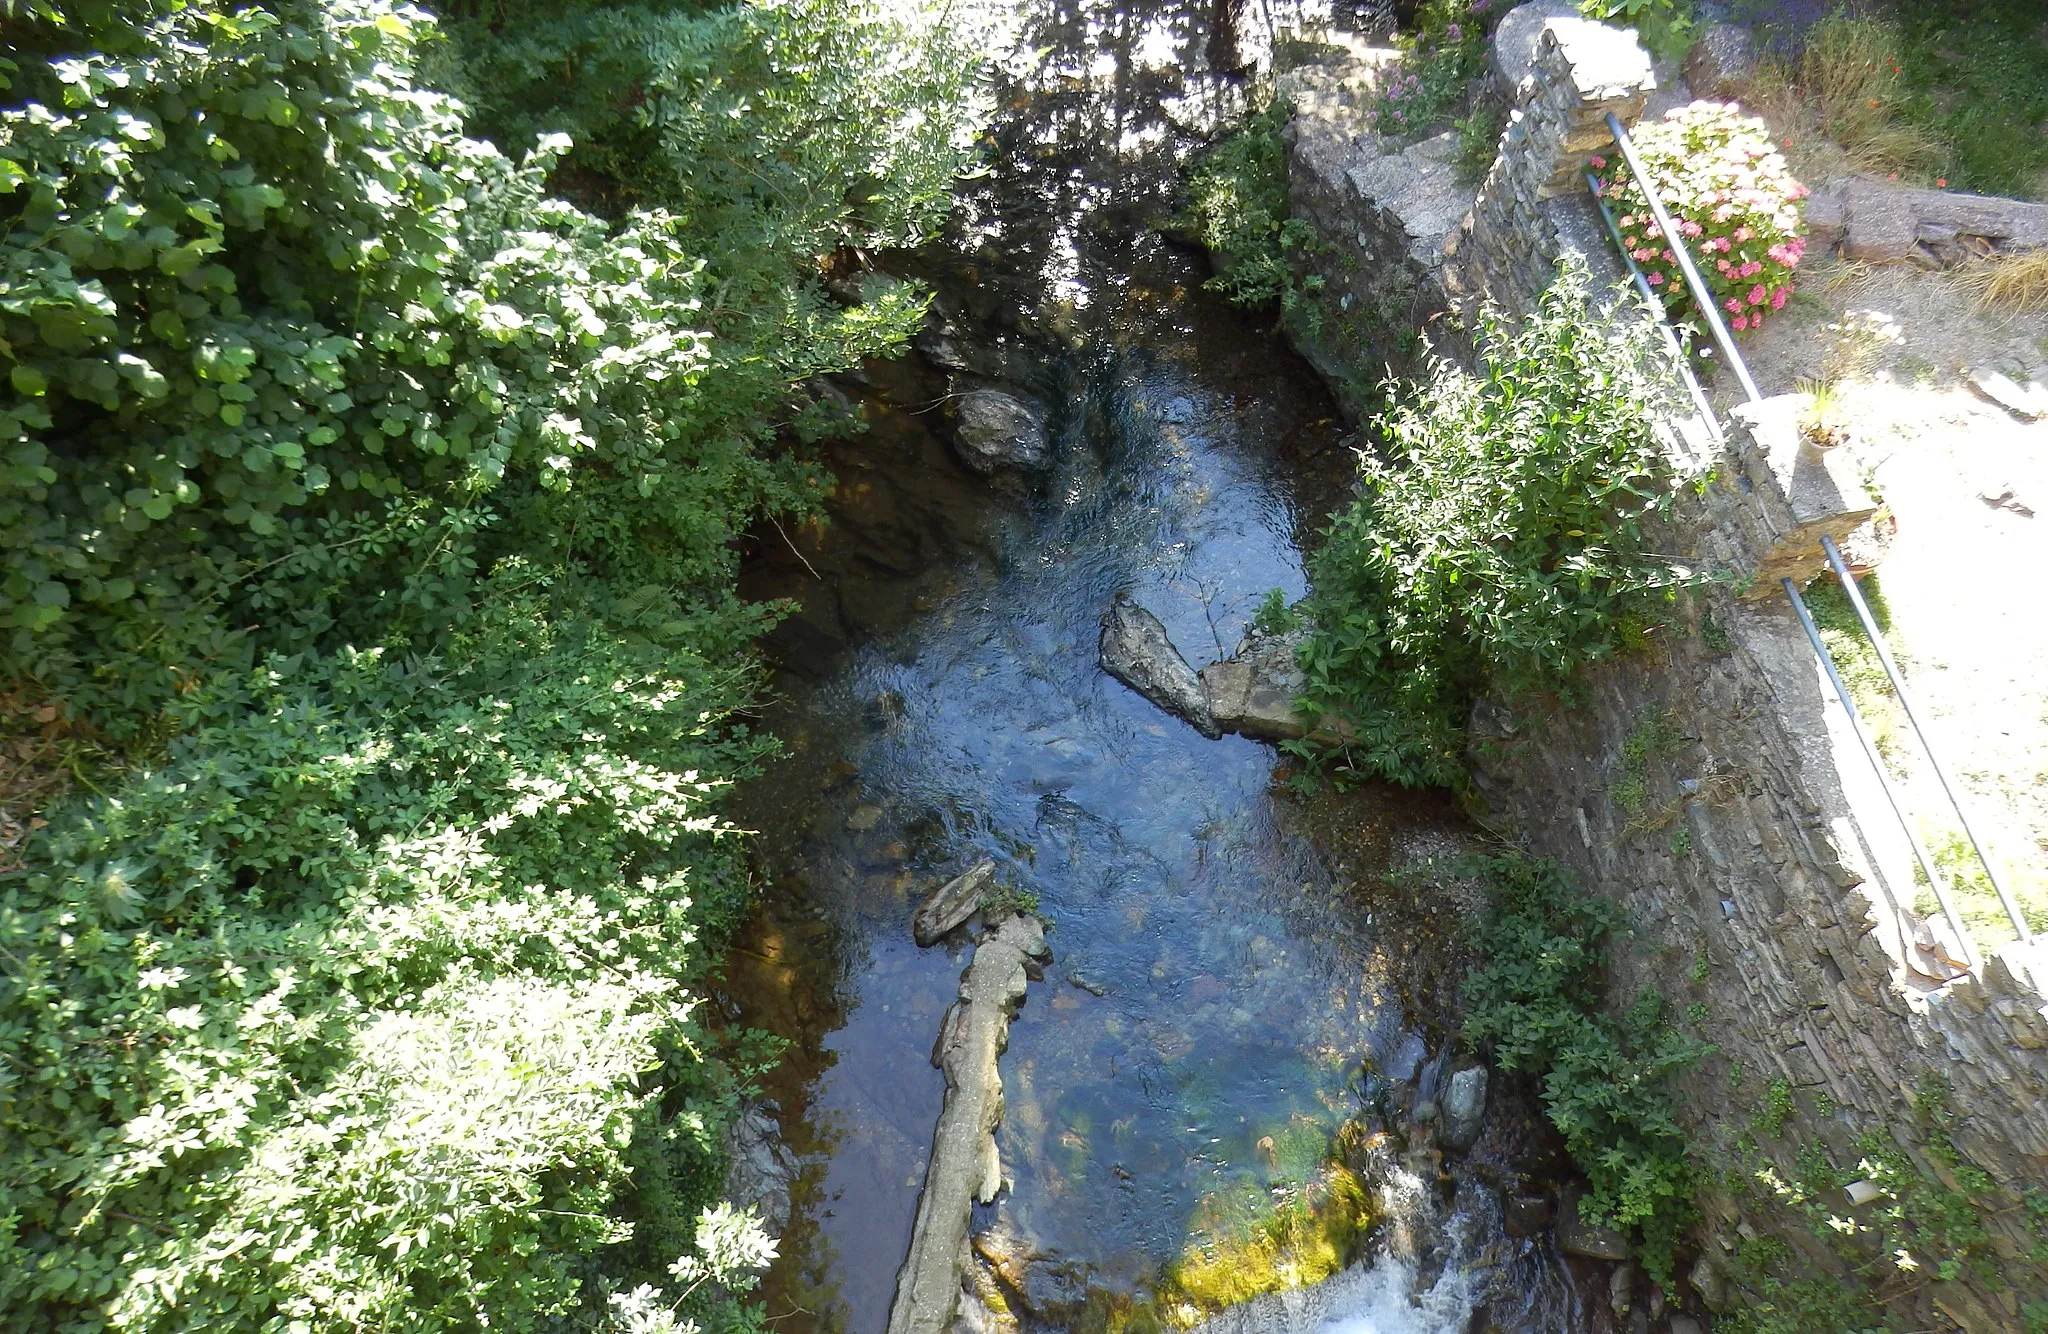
[[1262, 6, 2048, 1329]]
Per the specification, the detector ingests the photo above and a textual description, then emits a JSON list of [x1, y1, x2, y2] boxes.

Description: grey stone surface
[[1545, 16, 1657, 107], [1682, 23, 1755, 100], [913, 860, 999, 946], [722, 1102, 797, 1236], [951, 389, 1048, 474], [1813, 173, 2048, 267], [1842, 177, 1919, 262], [1200, 626, 1307, 740], [1439, 1065, 1488, 1151], [1727, 393, 1878, 594], [1803, 179, 1846, 250], [886, 914, 1049, 1334], [1099, 595, 1219, 737], [1490, 0, 1584, 96]]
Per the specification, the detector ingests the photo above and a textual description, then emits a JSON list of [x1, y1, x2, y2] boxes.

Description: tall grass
[[1745, 12, 1944, 183]]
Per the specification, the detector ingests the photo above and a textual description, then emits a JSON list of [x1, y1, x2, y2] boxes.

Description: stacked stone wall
[[1280, 7, 2048, 1326]]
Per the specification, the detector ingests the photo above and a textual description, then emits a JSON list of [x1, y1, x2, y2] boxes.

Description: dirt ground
[[1709, 257, 2048, 952]]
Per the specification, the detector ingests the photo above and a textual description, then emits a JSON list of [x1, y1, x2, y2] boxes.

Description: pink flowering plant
[[1374, 0, 1491, 138], [1592, 101, 1810, 335]]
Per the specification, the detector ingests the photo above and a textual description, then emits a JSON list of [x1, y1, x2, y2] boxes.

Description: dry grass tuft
[[1955, 249, 2048, 316]]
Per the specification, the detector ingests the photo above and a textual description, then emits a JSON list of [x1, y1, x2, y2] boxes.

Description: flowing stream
[[723, 3, 1606, 1330]]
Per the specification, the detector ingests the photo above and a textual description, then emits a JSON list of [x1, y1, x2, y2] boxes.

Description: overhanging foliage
[[0, 0, 991, 1328]]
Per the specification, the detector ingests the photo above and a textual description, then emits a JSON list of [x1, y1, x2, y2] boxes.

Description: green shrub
[[0, 604, 777, 1331], [1460, 852, 1707, 1286], [1178, 99, 1317, 310], [1578, 0, 1698, 64], [1593, 101, 1810, 337], [1291, 260, 1707, 787], [0, 0, 988, 1328]]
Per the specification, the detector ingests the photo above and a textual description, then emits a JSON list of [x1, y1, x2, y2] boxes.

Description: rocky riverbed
[[712, 4, 1625, 1331]]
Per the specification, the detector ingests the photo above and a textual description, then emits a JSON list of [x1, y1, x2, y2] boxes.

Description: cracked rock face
[[913, 860, 999, 946], [952, 389, 1050, 474], [1098, 595, 1220, 737]]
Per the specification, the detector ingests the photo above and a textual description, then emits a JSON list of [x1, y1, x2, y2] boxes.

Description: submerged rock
[[1504, 1192, 1553, 1237], [952, 389, 1049, 474], [913, 860, 999, 946], [722, 1101, 798, 1236], [1099, 595, 1220, 737], [1439, 1065, 1488, 1152]]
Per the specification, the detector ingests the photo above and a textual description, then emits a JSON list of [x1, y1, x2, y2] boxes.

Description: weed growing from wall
[[1459, 852, 1707, 1286], [1290, 261, 1708, 788], [1177, 99, 1322, 314]]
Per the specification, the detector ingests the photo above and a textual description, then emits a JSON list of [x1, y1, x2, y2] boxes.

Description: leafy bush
[[0, 0, 987, 1328], [0, 606, 779, 1331], [1178, 99, 1314, 310], [1578, 0, 1697, 65], [1291, 260, 1706, 787], [1460, 852, 1706, 1285], [1593, 101, 1809, 336], [441, 0, 987, 298]]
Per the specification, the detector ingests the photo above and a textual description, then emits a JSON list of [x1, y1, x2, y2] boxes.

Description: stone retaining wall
[[1468, 414, 2048, 1332], [1279, 6, 2048, 1327]]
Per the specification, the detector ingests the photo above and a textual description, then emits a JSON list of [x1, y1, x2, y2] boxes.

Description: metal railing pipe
[[1783, 576, 1979, 973], [1602, 111, 1765, 405], [1819, 535, 2035, 948], [1585, 170, 1723, 442]]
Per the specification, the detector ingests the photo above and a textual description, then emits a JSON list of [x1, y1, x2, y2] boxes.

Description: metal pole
[[1783, 577, 1979, 973], [1585, 170, 1723, 443], [1819, 536, 2034, 947], [1602, 112, 1765, 405]]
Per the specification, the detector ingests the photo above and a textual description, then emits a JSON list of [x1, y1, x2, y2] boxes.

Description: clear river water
[[721, 3, 1606, 1330]]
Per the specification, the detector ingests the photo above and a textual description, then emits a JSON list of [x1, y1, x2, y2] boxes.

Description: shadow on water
[[720, 2, 1605, 1331]]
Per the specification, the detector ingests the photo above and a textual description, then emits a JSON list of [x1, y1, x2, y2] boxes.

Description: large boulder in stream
[[951, 389, 1049, 474], [1099, 596, 1219, 737], [1438, 1065, 1487, 1152], [1199, 626, 1309, 741]]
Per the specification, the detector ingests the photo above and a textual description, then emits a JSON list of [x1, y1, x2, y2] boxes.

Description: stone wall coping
[[1490, 0, 1583, 93], [1542, 17, 1657, 104]]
